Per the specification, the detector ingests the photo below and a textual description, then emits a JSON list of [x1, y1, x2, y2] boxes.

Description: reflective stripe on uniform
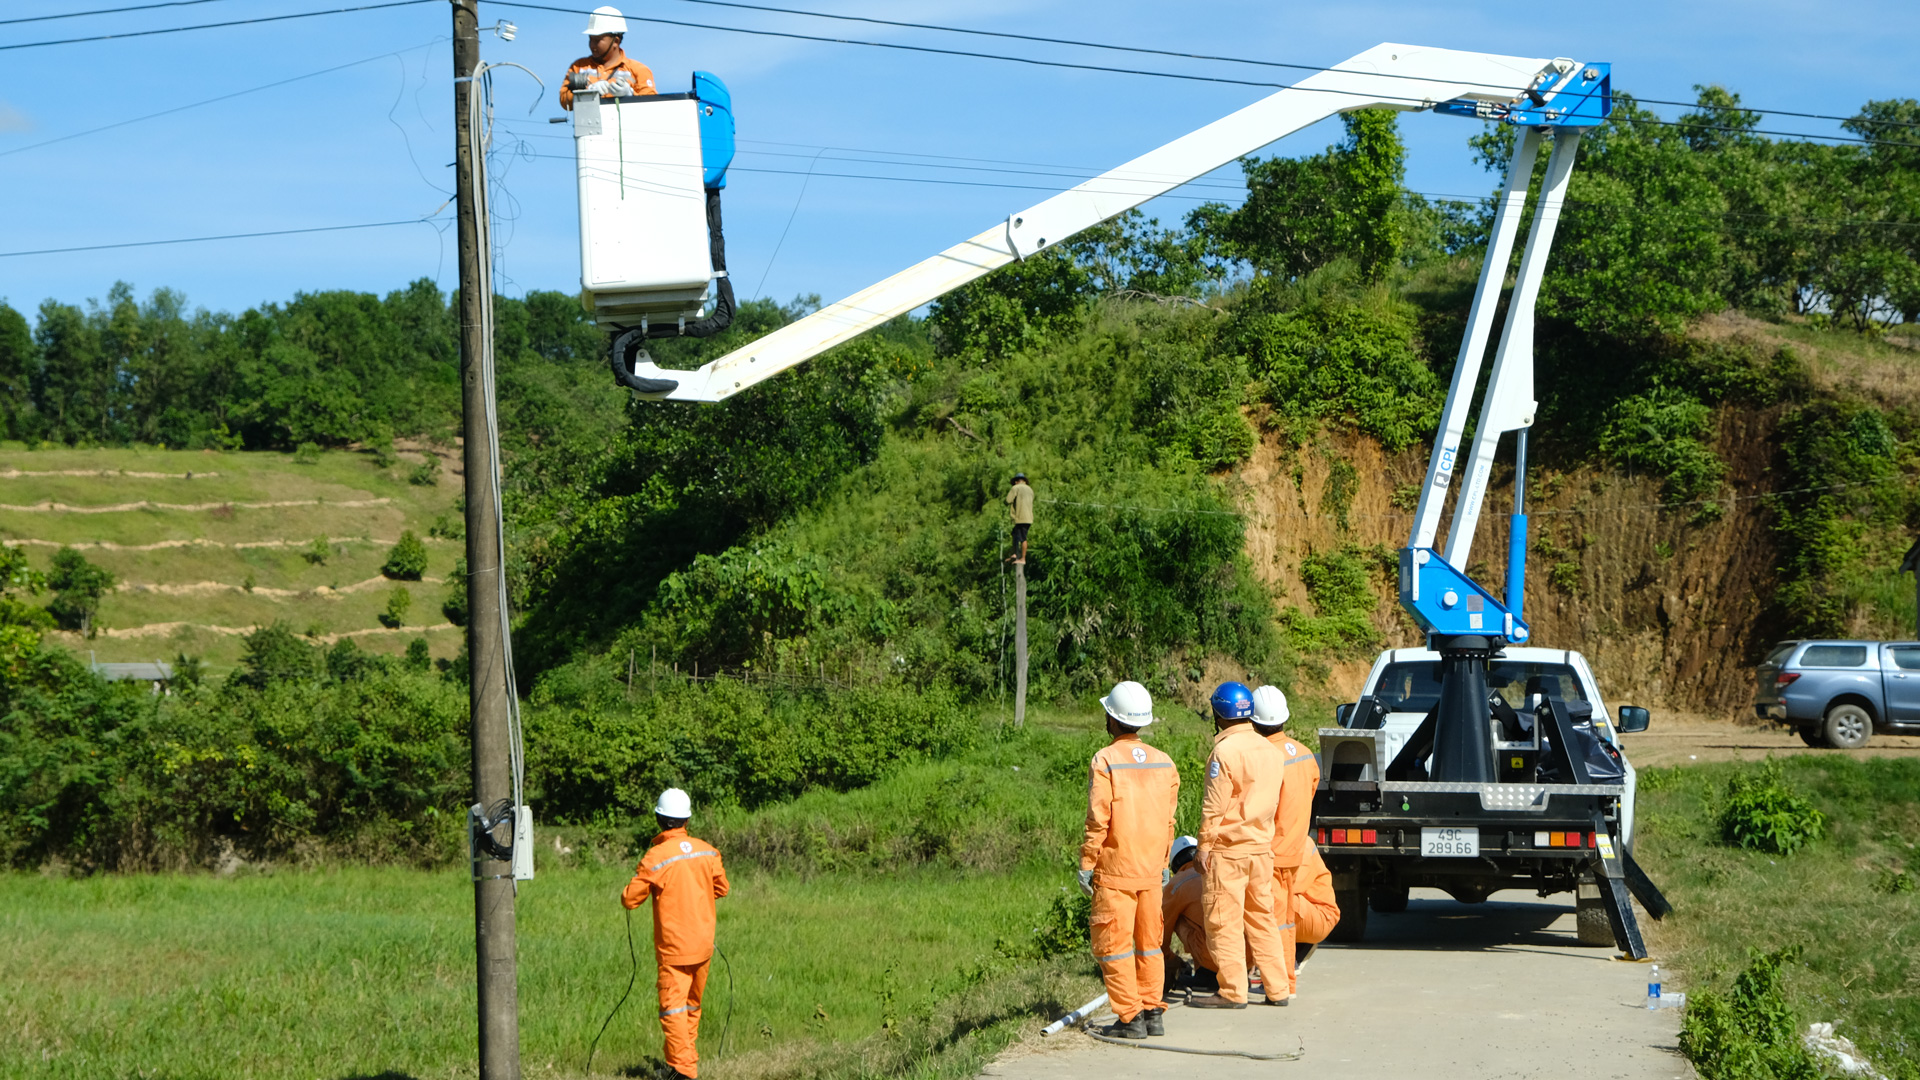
[[1281, 923, 1295, 930], [1285, 756, 1316, 766], [1095, 948, 1134, 964], [648, 849, 718, 873], [1137, 947, 1163, 958], [1105, 762, 1174, 771], [659, 1004, 702, 1018]]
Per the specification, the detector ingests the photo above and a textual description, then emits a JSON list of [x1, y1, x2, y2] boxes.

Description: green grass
[[0, 860, 1093, 1080], [1636, 755, 1920, 1079]]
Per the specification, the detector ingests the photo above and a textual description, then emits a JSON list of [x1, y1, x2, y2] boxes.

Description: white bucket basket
[[575, 95, 714, 327]]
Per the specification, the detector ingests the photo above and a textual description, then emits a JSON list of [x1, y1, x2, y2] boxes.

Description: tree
[[380, 587, 413, 629], [381, 531, 428, 580], [45, 548, 114, 636], [0, 546, 54, 630], [0, 303, 36, 441], [234, 621, 316, 688]]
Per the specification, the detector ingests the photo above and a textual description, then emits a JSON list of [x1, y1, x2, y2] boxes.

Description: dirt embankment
[[1233, 407, 1787, 718]]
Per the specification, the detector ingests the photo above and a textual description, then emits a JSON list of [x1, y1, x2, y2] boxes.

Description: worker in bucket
[[1160, 835, 1221, 994], [1190, 681, 1290, 1009], [1079, 680, 1180, 1040], [622, 788, 730, 1079], [1290, 843, 1341, 972], [561, 6, 657, 111], [1251, 683, 1318, 1001], [1004, 472, 1034, 564]]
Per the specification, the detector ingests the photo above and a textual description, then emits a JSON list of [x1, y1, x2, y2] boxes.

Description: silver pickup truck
[[1755, 639, 1920, 749]]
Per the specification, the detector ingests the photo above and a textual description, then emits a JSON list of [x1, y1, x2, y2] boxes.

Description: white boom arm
[[624, 43, 1582, 403]]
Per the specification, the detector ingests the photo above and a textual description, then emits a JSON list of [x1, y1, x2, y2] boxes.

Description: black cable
[[0, 0, 436, 52], [714, 941, 734, 1060], [0, 0, 229, 26], [585, 907, 640, 1077], [0, 216, 443, 259]]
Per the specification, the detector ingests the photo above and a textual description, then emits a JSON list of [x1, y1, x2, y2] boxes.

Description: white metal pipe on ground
[[1042, 993, 1109, 1036]]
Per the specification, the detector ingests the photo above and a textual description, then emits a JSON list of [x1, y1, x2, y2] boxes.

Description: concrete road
[[985, 889, 1693, 1080]]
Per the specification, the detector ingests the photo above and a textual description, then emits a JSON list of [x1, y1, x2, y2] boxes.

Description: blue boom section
[[1432, 60, 1611, 128], [1399, 547, 1532, 643], [692, 71, 735, 189]]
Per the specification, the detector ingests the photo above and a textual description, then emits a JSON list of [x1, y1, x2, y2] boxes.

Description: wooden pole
[[1014, 561, 1029, 727]]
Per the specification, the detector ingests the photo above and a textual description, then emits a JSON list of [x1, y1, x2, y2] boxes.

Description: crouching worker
[[1160, 835, 1220, 993], [623, 788, 730, 1079], [1290, 843, 1342, 970], [1080, 680, 1180, 1040]]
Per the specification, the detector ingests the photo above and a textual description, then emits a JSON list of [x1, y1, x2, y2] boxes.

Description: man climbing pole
[[561, 6, 657, 111], [1004, 472, 1033, 564], [1190, 681, 1290, 1009], [1080, 681, 1180, 1040], [622, 788, 730, 1079], [1251, 684, 1318, 1002]]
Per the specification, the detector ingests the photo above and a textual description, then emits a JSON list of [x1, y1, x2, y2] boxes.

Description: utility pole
[[1013, 562, 1028, 727], [452, 1, 519, 1076]]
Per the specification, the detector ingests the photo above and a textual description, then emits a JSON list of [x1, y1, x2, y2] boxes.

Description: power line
[[0, 0, 229, 26], [0, 0, 434, 52], [0, 38, 445, 158], [0, 215, 444, 259]]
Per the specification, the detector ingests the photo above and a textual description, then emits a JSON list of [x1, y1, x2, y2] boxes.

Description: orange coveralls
[[1161, 863, 1216, 976], [623, 828, 731, 1079], [1081, 733, 1180, 1023], [1262, 729, 1320, 996], [560, 45, 658, 110], [1199, 722, 1288, 1004], [1291, 843, 1342, 945]]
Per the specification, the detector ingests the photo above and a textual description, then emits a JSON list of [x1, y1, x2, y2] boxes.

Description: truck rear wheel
[[1369, 886, 1409, 913], [1329, 888, 1368, 943], [1575, 882, 1614, 947], [1823, 704, 1872, 750]]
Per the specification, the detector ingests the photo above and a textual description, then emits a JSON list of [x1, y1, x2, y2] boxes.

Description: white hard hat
[[1252, 684, 1290, 728], [1170, 835, 1198, 865], [1101, 680, 1155, 728], [654, 787, 692, 819], [584, 5, 628, 35]]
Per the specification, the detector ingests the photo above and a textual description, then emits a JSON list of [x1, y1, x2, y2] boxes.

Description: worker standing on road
[[1005, 472, 1034, 564], [1160, 835, 1220, 993], [1251, 684, 1319, 1001], [1080, 680, 1180, 1040], [622, 788, 730, 1080], [1289, 843, 1341, 971], [1190, 681, 1290, 1009], [561, 6, 658, 112]]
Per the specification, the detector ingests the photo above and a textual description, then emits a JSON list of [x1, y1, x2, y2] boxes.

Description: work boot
[[1143, 1008, 1165, 1036], [1260, 994, 1290, 1006], [1095, 1013, 1148, 1040], [1185, 993, 1248, 1010], [1296, 942, 1317, 971]]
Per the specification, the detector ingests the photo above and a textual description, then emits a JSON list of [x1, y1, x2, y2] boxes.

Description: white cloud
[[0, 102, 32, 134]]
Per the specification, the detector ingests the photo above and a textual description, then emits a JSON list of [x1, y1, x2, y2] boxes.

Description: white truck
[[1316, 645, 1660, 946]]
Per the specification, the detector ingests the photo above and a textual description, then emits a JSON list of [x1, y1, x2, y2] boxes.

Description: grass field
[[0, 859, 1095, 1080], [1636, 755, 1920, 1079], [0, 444, 463, 673]]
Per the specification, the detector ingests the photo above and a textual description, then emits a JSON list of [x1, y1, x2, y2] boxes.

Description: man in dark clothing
[[1005, 473, 1034, 564]]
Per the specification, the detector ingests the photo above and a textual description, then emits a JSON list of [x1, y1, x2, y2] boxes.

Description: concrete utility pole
[[1014, 563, 1028, 727], [452, 1, 520, 1076]]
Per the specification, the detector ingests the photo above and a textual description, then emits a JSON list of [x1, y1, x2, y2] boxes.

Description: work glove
[[1077, 869, 1094, 897], [1162, 868, 1171, 887], [586, 79, 618, 95]]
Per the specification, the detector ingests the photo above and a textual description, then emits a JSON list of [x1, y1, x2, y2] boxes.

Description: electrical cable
[[714, 941, 735, 1059], [0, 0, 437, 52], [0, 216, 444, 259], [585, 907, 640, 1077], [0, 0, 230, 26], [1078, 1001, 1305, 1059]]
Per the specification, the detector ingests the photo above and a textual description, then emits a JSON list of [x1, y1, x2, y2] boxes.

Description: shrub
[[382, 530, 428, 580], [302, 536, 330, 566], [1679, 948, 1821, 1080], [407, 457, 440, 486], [380, 587, 413, 629], [45, 547, 114, 636], [234, 622, 318, 689], [294, 441, 321, 464], [404, 637, 432, 673], [1717, 759, 1825, 855], [442, 559, 468, 627]]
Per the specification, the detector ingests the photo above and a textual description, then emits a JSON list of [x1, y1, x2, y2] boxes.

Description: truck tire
[[1575, 886, 1614, 947], [1329, 888, 1368, 943], [1823, 703, 1873, 750], [1796, 725, 1827, 748], [1369, 886, 1410, 913]]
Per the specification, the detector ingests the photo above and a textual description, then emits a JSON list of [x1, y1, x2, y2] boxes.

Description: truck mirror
[[1335, 703, 1354, 727], [1616, 705, 1650, 733]]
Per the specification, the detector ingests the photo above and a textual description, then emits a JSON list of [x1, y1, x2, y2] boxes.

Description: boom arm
[[619, 43, 1607, 402]]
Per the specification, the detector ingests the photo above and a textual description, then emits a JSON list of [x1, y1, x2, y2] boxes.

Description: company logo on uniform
[[1208, 760, 1221, 779], [680, 841, 693, 853], [1285, 744, 1298, 757], [1132, 746, 1147, 763]]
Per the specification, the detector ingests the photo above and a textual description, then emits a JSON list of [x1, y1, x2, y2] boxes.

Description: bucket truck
[[570, 42, 1667, 953]]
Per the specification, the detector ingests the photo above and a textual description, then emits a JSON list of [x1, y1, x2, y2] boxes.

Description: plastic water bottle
[[1646, 964, 1661, 1010]]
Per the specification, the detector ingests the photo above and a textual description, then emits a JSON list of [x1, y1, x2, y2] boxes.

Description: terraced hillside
[[0, 443, 465, 676]]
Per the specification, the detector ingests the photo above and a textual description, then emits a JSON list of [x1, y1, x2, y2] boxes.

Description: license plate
[[1421, 827, 1479, 857]]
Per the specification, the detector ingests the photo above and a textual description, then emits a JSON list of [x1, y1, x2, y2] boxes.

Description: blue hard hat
[[1210, 681, 1255, 720]]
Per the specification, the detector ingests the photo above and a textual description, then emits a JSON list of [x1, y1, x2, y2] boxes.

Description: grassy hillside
[[0, 442, 465, 675]]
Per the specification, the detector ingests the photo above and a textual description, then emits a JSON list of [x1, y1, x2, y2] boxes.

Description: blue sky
[[1, 0, 1913, 321]]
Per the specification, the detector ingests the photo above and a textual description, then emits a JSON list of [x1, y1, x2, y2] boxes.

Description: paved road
[[986, 889, 1693, 1080]]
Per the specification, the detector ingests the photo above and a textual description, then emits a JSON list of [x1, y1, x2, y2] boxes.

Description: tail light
[[1775, 672, 1801, 690]]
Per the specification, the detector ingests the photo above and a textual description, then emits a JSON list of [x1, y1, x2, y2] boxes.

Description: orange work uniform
[[1291, 844, 1342, 946], [1199, 722, 1288, 1004], [560, 46, 658, 110], [1081, 733, 1179, 1023], [1264, 729, 1320, 996], [622, 828, 730, 1079], [1161, 863, 1216, 975]]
